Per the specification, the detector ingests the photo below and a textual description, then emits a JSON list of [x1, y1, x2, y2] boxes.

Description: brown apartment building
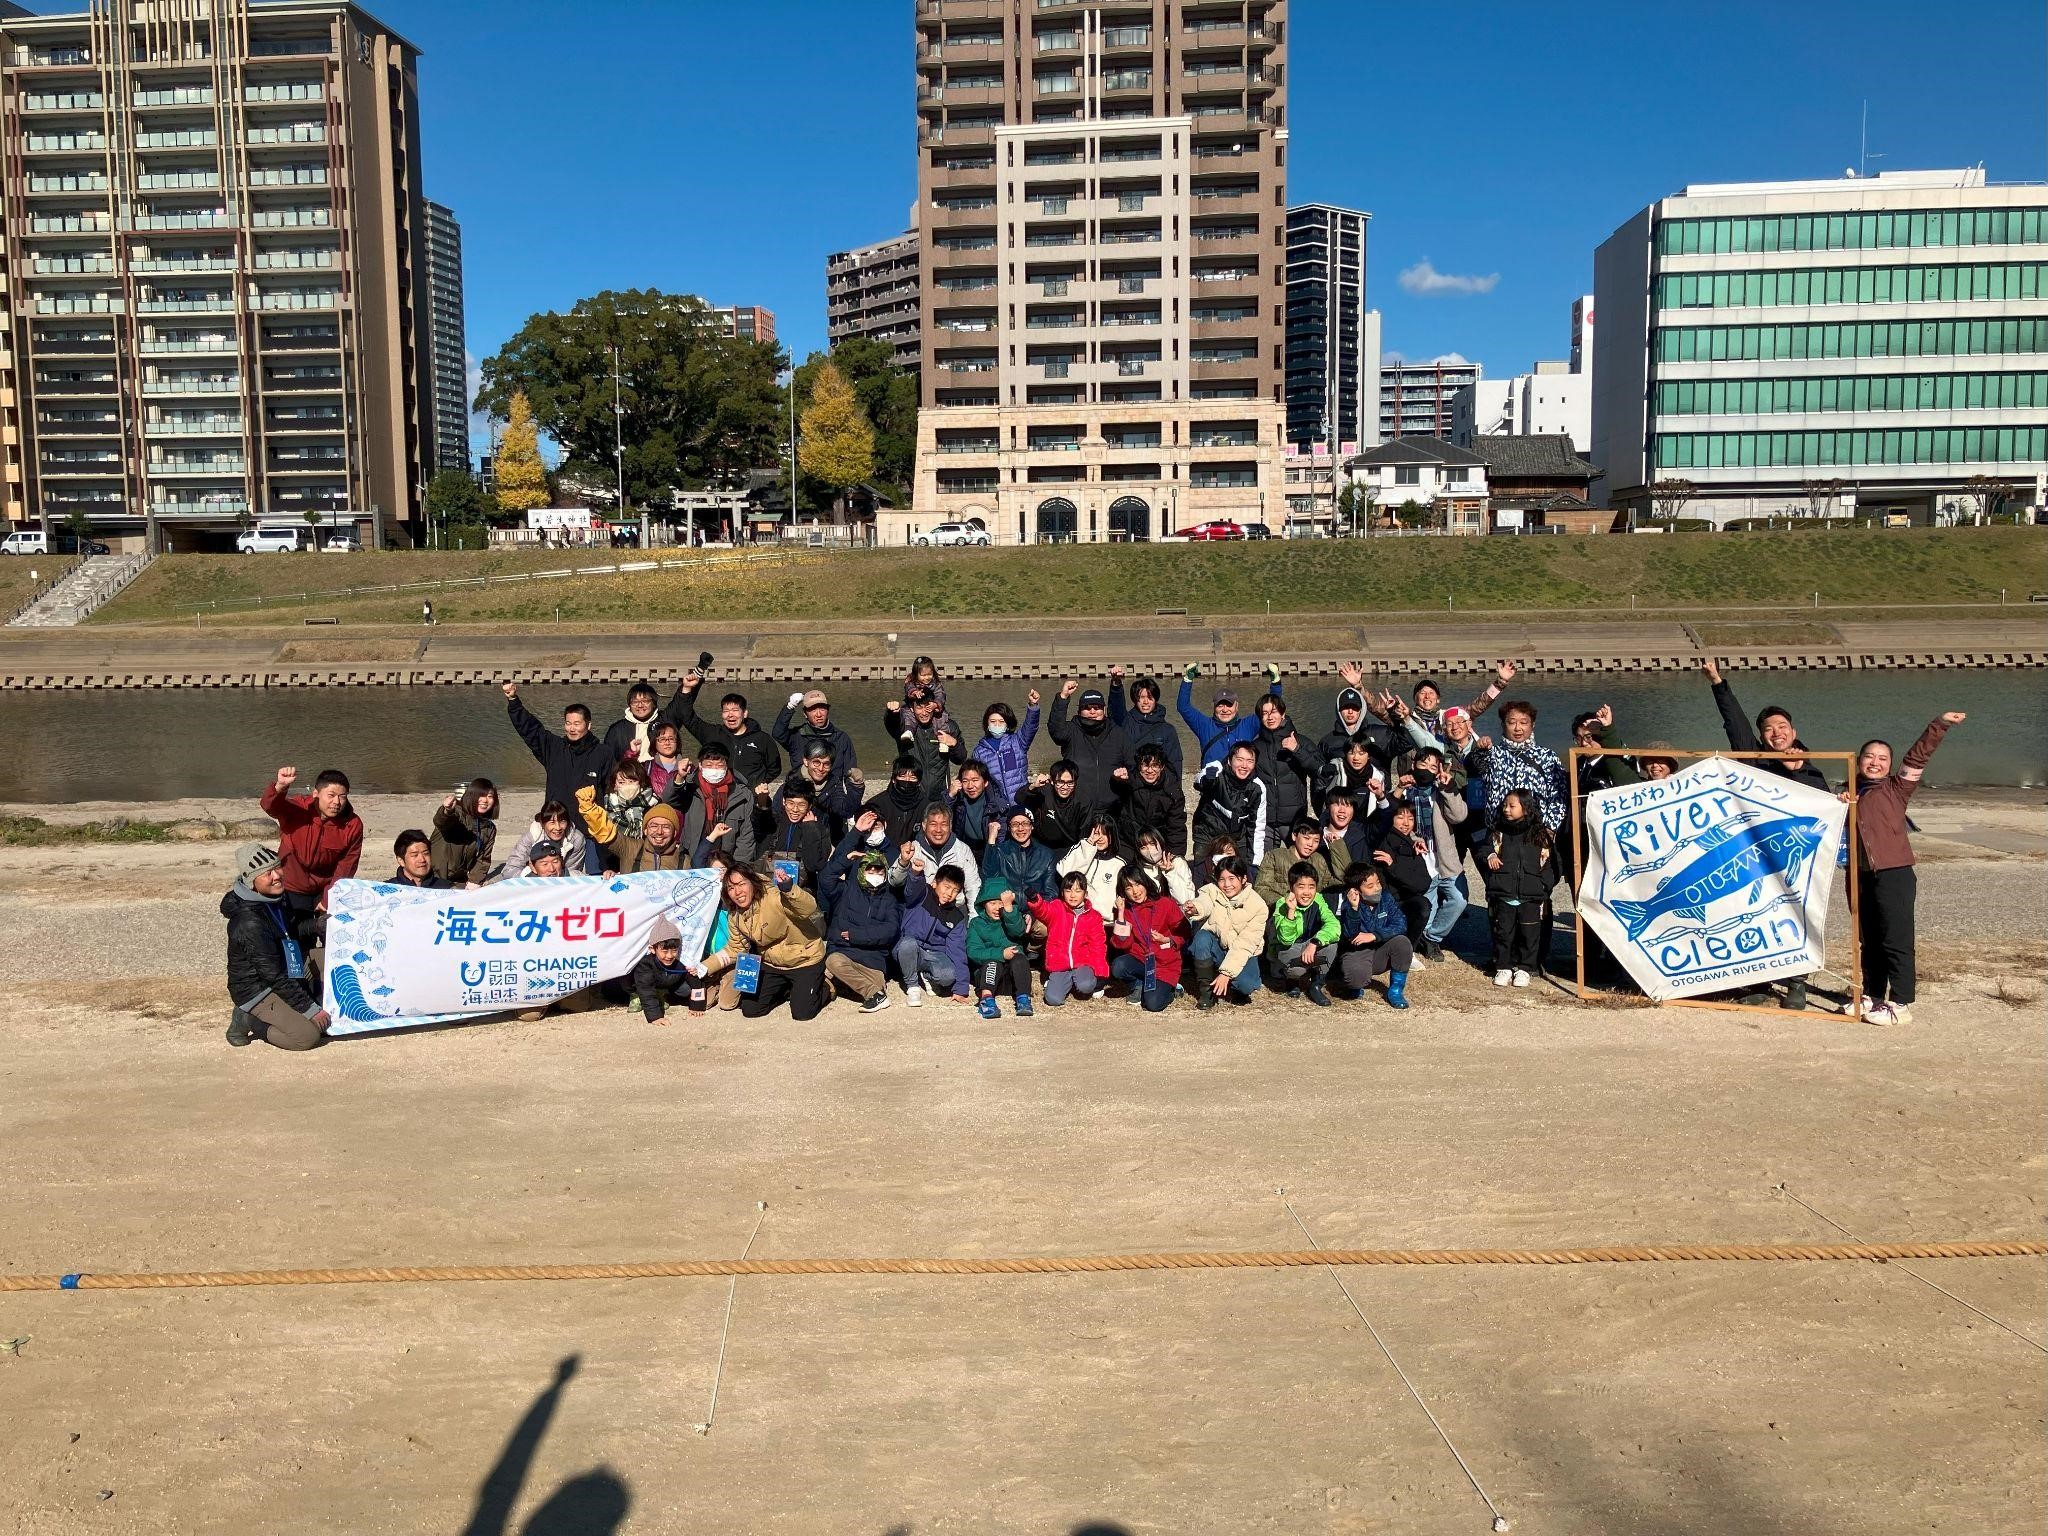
[[895, 0, 1288, 546], [0, 0, 432, 549]]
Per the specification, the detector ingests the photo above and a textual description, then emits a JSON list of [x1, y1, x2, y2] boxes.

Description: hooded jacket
[[1192, 759, 1269, 866], [1271, 892, 1341, 951], [1027, 893, 1110, 979], [630, 951, 697, 1021], [898, 874, 972, 996], [1047, 695, 1134, 811], [965, 883, 1031, 966], [259, 783, 364, 902], [1108, 682, 1185, 778], [986, 833, 1059, 904], [601, 681, 687, 765], [863, 779, 932, 851], [770, 700, 858, 777], [1252, 715, 1324, 833], [508, 696, 617, 811], [1374, 825, 1434, 900], [677, 687, 783, 790], [971, 704, 1040, 803], [1319, 702, 1402, 776], [1109, 893, 1188, 988], [498, 818, 591, 880], [819, 841, 903, 971], [430, 786, 497, 886], [222, 884, 319, 1013], [778, 768, 864, 839], [762, 807, 838, 890], [1018, 784, 1091, 857], [1114, 769, 1188, 858]]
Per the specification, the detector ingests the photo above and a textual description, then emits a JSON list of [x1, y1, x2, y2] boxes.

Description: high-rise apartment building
[[0, 0, 433, 548], [1284, 201, 1369, 451], [900, 0, 1289, 546], [1592, 168, 2048, 524], [1380, 357, 1480, 440], [712, 305, 776, 345], [826, 228, 921, 370], [422, 198, 467, 475]]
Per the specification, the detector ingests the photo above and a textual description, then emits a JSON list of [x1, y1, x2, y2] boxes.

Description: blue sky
[[402, 0, 2046, 444]]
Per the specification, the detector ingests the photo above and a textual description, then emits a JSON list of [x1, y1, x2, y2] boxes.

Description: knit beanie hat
[[649, 916, 682, 947], [234, 844, 283, 883], [643, 803, 681, 833]]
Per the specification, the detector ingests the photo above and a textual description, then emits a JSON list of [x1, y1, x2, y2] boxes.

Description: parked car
[[917, 521, 992, 548], [2, 529, 49, 556], [1242, 523, 1273, 540], [321, 534, 359, 553], [1183, 520, 1246, 542], [236, 522, 303, 553]]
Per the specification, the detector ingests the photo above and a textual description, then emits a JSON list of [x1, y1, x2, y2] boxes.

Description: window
[[1443, 467, 1470, 483], [1656, 372, 2047, 415], [1189, 463, 1257, 488], [1659, 206, 2047, 255], [1656, 262, 2045, 311], [1652, 426, 2048, 470], [1655, 317, 2046, 362], [1395, 466, 1420, 485]]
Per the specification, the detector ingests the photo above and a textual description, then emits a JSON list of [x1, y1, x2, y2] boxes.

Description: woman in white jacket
[[1056, 813, 1126, 920], [497, 800, 593, 881]]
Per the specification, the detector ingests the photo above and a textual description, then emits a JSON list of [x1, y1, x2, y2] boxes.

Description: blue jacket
[[898, 875, 972, 997], [1338, 886, 1408, 945], [1177, 678, 1284, 768], [986, 834, 1059, 903], [971, 704, 1040, 802]]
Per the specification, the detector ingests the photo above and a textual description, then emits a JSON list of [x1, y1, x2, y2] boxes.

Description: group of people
[[220, 651, 1962, 1048]]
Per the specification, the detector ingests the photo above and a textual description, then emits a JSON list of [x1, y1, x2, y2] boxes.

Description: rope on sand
[[8, 1239, 2042, 1294]]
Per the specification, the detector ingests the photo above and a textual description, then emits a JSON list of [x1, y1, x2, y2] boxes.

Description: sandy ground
[[0, 790, 2042, 1535]]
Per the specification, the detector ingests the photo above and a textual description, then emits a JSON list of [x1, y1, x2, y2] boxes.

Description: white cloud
[[1381, 349, 1407, 366], [1431, 351, 1472, 366], [1397, 259, 1501, 297], [1382, 349, 1473, 368]]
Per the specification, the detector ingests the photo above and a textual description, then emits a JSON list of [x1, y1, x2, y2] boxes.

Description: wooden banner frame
[[1567, 748, 1861, 1021]]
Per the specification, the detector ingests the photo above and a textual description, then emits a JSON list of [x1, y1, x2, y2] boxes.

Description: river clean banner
[[319, 870, 722, 1035], [1578, 757, 1846, 1002]]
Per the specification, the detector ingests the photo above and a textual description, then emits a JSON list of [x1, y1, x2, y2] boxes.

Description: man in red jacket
[[260, 764, 364, 940]]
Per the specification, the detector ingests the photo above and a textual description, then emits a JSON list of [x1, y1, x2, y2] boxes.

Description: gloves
[[1263, 663, 1281, 684], [788, 692, 805, 710], [1183, 663, 1201, 682]]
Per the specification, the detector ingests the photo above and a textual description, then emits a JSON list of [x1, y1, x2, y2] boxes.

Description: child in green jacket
[[967, 877, 1034, 1020], [1269, 861, 1339, 1007]]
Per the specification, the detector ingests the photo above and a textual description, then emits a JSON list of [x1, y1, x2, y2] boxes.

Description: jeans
[[1423, 876, 1468, 943], [1042, 968, 1100, 1007], [892, 936, 958, 995], [1109, 953, 1175, 1012], [1189, 929, 1262, 996]]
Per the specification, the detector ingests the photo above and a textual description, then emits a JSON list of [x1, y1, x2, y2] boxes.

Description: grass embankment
[[0, 553, 79, 618], [1, 814, 181, 845], [90, 526, 2048, 627]]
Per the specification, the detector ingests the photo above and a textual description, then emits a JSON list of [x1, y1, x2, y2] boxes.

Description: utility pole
[[786, 360, 800, 535], [612, 345, 636, 547]]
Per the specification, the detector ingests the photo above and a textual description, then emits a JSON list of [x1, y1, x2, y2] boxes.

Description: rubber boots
[[1191, 957, 1220, 1011], [1386, 971, 1410, 1009]]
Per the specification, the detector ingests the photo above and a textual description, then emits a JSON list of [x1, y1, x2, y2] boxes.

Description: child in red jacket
[[1108, 865, 1188, 1013], [1028, 872, 1108, 1007]]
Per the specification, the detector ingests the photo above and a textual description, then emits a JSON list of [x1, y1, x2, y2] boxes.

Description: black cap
[[1338, 688, 1365, 713], [1079, 688, 1107, 708], [527, 839, 564, 865]]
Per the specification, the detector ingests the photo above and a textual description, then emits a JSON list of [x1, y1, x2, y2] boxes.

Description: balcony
[[8, 46, 94, 67], [1039, 360, 1073, 379], [137, 296, 235, 313], [22, 93, 105, 112], [1102, 25, 1152, 50], [134, 87, 215, 107], [1191, 357, 1258, 381], [27, 174, 109, 194], [28, 214, 112, 235], [252, 251, 338, 270], [243, 82, 326, 103], [925, 198, 998, 229], [920, 121, 996, 146], [131, 256, 235, 272], [251, 290, 342, 310], [143, 377, 241, 394], [146, 418, 244, 436], [1099, 224, 1162, 245], [37, 414, 119, 434], [1024, 311, 1084, 328], [152, 497, 248, 517], [24, 132, 106, 152], [32, 257, 115, 275], [247, 166, 329, 186], [264, 370, 343, 391], [250, 208, 333, 229], [245, 124, 326, 145], [33, 297, 123, 315], [139, 336, 235, 353], [149, 457, 248, 476], [935, 435, 999, 454], [129, 212, 231, 230], [1102, 69, 1153, 95]]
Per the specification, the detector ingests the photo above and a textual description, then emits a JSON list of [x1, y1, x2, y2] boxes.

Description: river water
[[0, 671, 2038, 806]]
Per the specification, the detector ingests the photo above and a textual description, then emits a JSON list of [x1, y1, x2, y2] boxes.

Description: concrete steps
[[7, 552, 151, 628]]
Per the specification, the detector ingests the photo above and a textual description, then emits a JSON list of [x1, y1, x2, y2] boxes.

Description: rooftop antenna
[[1858, 100, 1885, 179]]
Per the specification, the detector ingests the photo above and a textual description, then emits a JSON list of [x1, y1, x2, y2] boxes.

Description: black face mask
[[890, 778, 923, 807]]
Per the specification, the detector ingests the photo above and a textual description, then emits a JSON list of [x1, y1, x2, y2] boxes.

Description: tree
[[1394, 498, 1429, 529], [476, 290, 787, 508], [1648, 478, 1698, 523], [1962, 474, 2011, 525], [63, 506, 91, 548], [426, 469, 492, 549], [1801, 478, 1847, 522], [791, 338, 917, 502], [494, 391, 551, 516], [797, 361, 875, 517]]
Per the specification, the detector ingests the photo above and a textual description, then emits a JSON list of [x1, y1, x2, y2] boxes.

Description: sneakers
[[1421, 940, 1444, 963], [1891, 1003, 1914, 1025], [1408, 953, 1427, 972], [860, 991, 891, 1014], [1863, 1001, 1899, 1025], [1494, 969, 1514, 988], [1511, 969, 1530, 988], [903, 985, 925, 1009], [1014, 995, 1035, 1018], [225, 1014, 253, 1047], [976, 995, 1000, 1020], [1782, 980, 1809, 1011]]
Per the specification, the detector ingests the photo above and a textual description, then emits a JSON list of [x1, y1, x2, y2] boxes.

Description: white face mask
[[986, 721, 1008, 738], [700, 765, 728, 785], [1143, 849, 1162, 865], [861, 871, 887, 889], [866, 827, 889, 847]]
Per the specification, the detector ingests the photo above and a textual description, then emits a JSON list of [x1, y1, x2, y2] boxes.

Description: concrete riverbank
[[1, 610, 2044, 689]]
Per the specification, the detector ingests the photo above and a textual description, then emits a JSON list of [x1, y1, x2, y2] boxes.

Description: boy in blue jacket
[[1333, 864, 1414, 1008], [895, 865, 973, 1005]]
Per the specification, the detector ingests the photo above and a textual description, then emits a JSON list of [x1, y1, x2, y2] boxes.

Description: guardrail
[[172, 547, 802, 615]]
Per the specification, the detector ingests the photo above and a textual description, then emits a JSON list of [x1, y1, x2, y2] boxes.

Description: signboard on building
[[526, 508, 594, 532]]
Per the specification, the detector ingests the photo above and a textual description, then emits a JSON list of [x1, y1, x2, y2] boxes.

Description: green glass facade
[[1656, 372, 2048, 416], [1658, 207, 2047, 255], [1658, 262, 2045, 311], [1655, 317, 2048, 362], [1653, 425, 2047, 471]]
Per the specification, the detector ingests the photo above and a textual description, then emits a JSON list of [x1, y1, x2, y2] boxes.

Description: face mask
[[1143, 849, 1161, 865], [861, 871, 887, 889], [866, 827, 889, 847], [700, 765, 728, 785], [986, 721, 1008, 738]]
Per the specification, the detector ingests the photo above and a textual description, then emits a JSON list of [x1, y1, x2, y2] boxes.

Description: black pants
[[740, 960, 827, 1021], [1393, 891, 1430, 947], [977, 953, 1033, 999], [1859, 866, 1918, 1005], [1489, 897, 1544, 971]]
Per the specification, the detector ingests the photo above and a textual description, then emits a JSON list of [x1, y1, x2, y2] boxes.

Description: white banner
[[321, 870, 721, 1035], [1578, 757, 1846, 1002]]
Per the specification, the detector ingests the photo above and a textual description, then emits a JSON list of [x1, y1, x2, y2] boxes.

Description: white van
[[1, 528, 49, 556], [236, 521, 303, 553]]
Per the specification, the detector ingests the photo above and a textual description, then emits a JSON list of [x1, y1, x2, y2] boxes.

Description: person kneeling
[[1270, 862, 1339, 1007], [1334, 864, 1414, 1008], [967, 879, 1034, 1020], [631, 916, 698, 1024], [1107, 865, 1187, 1013], [222, 844, 329, 1051], [1186, 856, 1269, 1010], [894, 865, 972, 1006], [1028, 871, 1108, 1008]]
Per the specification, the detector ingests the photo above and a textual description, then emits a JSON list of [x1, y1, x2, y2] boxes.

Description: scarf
[[698, 776, 733, 825]]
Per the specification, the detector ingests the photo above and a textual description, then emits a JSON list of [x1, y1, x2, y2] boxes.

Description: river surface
[[0, 673, 2038, 805]]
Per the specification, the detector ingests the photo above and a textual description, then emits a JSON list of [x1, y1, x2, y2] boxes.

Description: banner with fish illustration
[[1579, 757, 1846, 1002], [320, 869, 721, 1035]]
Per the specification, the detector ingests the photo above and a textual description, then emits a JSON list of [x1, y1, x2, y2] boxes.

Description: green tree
[[63, 507, 92, 549], [300, 505, 322, 546], [1394, 498, 1430, 529], [476, 290, 786, 507], [494, 391, 551, 516], [426, 469, 492, 549], [797, 361, 875, 514]]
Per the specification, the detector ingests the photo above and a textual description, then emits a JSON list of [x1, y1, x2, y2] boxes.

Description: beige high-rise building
[[895, 0, 1288, 546], [0, 0, 432, 550]]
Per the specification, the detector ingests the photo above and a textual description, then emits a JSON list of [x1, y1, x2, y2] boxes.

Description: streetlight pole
[[612, 345, 635, 547], [787, 361, 799, 539]]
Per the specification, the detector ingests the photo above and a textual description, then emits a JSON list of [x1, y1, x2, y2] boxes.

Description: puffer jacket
[[1056, 842, 1125, 920], [986, 835, 1059, 903], [222, 885, 319, 1013], [498, 819, 591, 880], [1483, 820, 1557, 902], [1109, 682, 1185, 778], [1114, 771, 1188, 857], [971, 705, 1040, 802], [1252, 718, 1324, 833], [822, 874, 902, 971], [1192, 761, 1269, 866], [1338, 886, 1408, 945], [707, 885, 826, 972], [1047, 695, 1134, 811], [1109, 894, 1187, 988], [430, 790, 497, 885], [1253, 840, 1351, 908], [894, 829, 984, 910], [575, 789, 691, 875], [1027, 894, 1109, 979], [899, 876, 972, 997], [1374, 826, 1433, 900], [1186, 882, 1270, 981]]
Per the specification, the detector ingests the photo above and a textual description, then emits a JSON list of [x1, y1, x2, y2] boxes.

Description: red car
[[1183, 520, 1246, 541]]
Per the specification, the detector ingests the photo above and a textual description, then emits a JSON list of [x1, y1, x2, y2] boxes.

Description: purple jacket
[[971, 703, 1041, 802], [898, 875, 972, 997]]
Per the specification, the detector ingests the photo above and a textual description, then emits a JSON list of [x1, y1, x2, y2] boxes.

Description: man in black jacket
[[1251, 693, 1325, 846], [781, 739, 864, 839], [771, 687, 858, 776], [1320, 663, 1402, 776], [1107, 668, 1184, 778], [1114, 743, 1187, 857], [502, 681, 616, 836], [601, 679, 685, 765], [223, 844, 328, 1051], [1048, 679, 1133, 813], [675, 672, 783, 793], [883, 687, 962, 807]]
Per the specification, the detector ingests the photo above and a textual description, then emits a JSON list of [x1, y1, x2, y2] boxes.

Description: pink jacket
[[1028, 895, 1109, 979]]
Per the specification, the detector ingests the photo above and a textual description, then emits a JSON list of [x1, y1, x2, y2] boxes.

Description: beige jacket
[[1187, 884, 1271, 980], [709, 884, 826, 972]]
